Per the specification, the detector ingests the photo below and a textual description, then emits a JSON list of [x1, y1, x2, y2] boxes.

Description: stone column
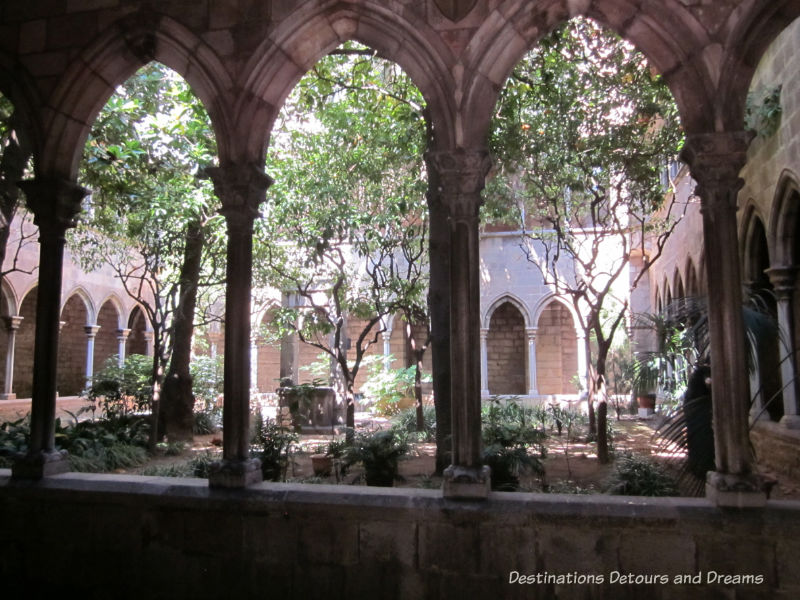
[[427, 149, 492, 499], [278, 291, 299, 385], [250, 336, 259, 392], [12, 178, 87, 479], [206, 163, 272, 488], [526, 327, 538, 396], [116, 329, 130, 368], [84, 325, 100, 390], [382, 331, 393, 371], [681, 132, 766, 507], [576, 331, 588, 392], [0, 316, 23, 400], [480, 328, 489, 397], [144, 330, 155, 356], [766, 266, 800, 428]]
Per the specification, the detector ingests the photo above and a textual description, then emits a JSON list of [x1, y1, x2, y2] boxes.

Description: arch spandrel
[[0, 50, 43, 163], [239, 2, 459, 158], [483, 292, 532, 329], [769, 169, 800, 267], [40, 12, 234, 180]]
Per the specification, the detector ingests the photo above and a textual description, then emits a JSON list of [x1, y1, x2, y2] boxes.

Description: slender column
[[116, 329, 130, 368], [0, 316, 23, 400], [427, 149, 492, 499], [526, 327, 538, 396], [12, 178, 87, 479], [144, 330, 155, 356], [278, 292, 298, 384], [382, 331, 392, 371], [84, 325, 100, 389], [766, 266, 800, 428], [479, 328, 489, 397], [576, 331, 588, 392], [250, 336, 259, 392], [681, 132, 766, 507], [206, 163, 272, 488]]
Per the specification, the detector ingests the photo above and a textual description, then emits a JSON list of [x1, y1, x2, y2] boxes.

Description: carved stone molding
[[206, 163, 273, 226], [680, 132, 753, 208], [425, 149, 491, 219], [433, 0, 478, 23], [17, 178, 87, 234]]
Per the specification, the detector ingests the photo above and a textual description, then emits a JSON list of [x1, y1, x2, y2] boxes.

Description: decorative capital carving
[[116, 328, 131, 340], [765, 266, 798, 298], [18, 178, 87, 234], [205, 163, 273, 227], [2, 315, 23, 331], [679, 132, 753, 209], [85, 325, 101, 337], [525, 327, 538, 341], [425, 149, 491, 219]]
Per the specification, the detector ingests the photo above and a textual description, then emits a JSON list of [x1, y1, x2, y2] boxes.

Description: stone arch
[[94, 298, 124, 374], [741, 207, 783, 422], [486, 300, 527, 395], [0, 48, 43, 161], [535, 298, 578, 395], [769, 169, 800, 267], [483, 293, 532, 329], [0, 278, 18, 317], [40, 11, 234, 179], [126, 305, 149, 357], [11, 286, 37, 398], [58, 292, 91, 396], [61, 286, 96, 325], [256, 303, 282, 394], [460, 2, 716, 148], [531, 293, 580, 333], [685, 258, 700, 297], [240, 1, 458, 158], [673, 267, 685, 301]]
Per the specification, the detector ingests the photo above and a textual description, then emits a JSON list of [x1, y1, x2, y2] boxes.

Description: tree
[[257, 43, 430, 436], [488, 18, 684, 462], [74, 63, 223, 442]]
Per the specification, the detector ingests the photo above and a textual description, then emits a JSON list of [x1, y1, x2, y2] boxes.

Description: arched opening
[[58, 293, 90, 396], [486, 301, 526, 396], [536, 300, 578, 395], [744, 216, 782, 421], [256, 307, 281, 394], [12, 287, 36, 398], [95, 299, 121, 372], [126, 306, 148, 356]]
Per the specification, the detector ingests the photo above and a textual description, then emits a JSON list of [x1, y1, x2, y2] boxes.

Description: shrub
[[392, 405, 436, 442], [343, 429, 409, 486], [605, 452, 678, 497], [86, 354, 153, 418], [361, 358, 429, 417], [251, 413, 297, 481]]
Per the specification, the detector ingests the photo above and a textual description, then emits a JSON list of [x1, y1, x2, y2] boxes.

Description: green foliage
[[362, 358, 429, 416], [86, 354, 154, 418], [139, 450, 219, 478], [343, 429, 409, 486], [0, 416, 30, 467], [605, 452, 678, 497], [481, 399, 547, 490], [190, 354, 223, 404], [392, 405, 437, 442], [278, 379, 326, 430], [251, 413, 298, 481]]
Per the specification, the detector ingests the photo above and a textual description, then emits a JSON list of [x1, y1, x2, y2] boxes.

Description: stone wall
[[487, 301, 526, 395], [1, 472, 799, 600], [751, 421, 800, 481], [537, 301, 578, 395], [57, 294, 88, 396]]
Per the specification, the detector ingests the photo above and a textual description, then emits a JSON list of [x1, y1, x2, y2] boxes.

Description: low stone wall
[[751, 421, 800, 481], [2, 471, 799, 599]]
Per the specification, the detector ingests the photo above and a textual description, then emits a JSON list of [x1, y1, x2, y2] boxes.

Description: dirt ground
[[2, 399, 798, 500]]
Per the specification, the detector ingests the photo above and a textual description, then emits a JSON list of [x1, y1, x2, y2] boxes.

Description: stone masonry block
[[478, 523, 538, 576], [298, 518, 359, 566], [536, 526, 619, 575], [696, 535, 775, 587], [359, 520, 417, 568], [419, 521, 480, 573], [243, 514, 299, 564], [618, 531, 696, 576]]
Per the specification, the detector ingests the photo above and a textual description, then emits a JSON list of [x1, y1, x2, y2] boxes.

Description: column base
[[442, 464, 491, 500], [779, 414, 800, 430], [0, 393, 17, 400], [705, 471, 768, 508], [11, 450, 70, 479], [527, 389, 538, 397], [208, 457, 263, 488]]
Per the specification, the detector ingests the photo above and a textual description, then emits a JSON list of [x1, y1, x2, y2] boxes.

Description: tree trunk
[[595, 341, 611, 464], [426, 158, 452, 474], [159, 221, 204, 442], [414, 348, 424, 432]]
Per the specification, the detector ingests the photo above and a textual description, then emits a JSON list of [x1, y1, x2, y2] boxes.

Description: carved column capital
[[679, 132, 753, 210], [205, 163, 273, 228], [18, 178, 87, 235], [2, 315, 23, 331], [116, 328, 131, 341], [479, 327, 489, 340], [84, 325, 100, 338], [525, 327, 538, 342], [766, 266, 798, 299], [425, 149, 491, 221]]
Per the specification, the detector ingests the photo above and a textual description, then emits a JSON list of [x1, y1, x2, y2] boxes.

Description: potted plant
[[310, 444, 333, 477], [631, 356, 659, 413], [342, 429, 409, 486]]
